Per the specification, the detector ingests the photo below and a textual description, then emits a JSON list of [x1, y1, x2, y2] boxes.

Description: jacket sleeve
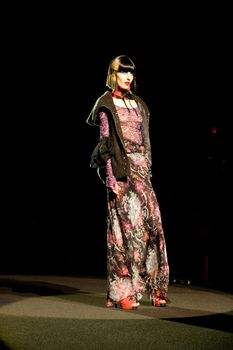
[[99, 111, 117, 191], [89, 110, 113, 169]]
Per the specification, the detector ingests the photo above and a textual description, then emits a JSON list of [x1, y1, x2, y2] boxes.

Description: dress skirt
[[106, 142, 169, 302]]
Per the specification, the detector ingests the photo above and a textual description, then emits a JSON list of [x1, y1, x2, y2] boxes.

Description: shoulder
[[86, 91, 113, 126], [94, 91, 112, 107]]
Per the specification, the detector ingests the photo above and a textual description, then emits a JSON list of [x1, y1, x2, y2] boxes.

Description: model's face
[[116, 71, 134, 91]]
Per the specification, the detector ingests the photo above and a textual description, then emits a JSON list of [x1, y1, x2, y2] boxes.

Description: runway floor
[[0, 274, 232, 321], [0, 275, 232, 350]]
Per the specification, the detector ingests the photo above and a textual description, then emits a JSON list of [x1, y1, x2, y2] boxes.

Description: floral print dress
[[99, 105, 169, 303]]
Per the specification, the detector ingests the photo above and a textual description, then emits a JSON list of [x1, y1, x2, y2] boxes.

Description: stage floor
[[0, 274, 232, 321]]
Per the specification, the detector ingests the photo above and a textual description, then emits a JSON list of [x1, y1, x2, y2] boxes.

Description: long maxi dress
[[99, 104, 169, 303]]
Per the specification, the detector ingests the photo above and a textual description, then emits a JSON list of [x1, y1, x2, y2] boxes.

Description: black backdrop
[[3, 9, 232, 292]]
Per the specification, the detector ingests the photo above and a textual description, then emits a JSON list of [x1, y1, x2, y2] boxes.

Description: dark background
[[3, 7, 232, 293]]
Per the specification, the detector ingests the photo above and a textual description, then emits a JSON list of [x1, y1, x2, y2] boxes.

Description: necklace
[[112, 90, 132, 100]]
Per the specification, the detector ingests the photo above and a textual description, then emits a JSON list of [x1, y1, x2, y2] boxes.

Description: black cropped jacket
[[86, 90, 152, 180]]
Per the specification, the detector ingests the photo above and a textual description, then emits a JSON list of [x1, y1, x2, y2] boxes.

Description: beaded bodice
[[115, 105, 143, 145]]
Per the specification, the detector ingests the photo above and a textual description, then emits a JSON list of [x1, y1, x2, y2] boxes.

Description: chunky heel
[[106, 299, 118, 308], [151, 297, 167, 307], [150, 292, 167, 307], [106, 291, 117, 308]]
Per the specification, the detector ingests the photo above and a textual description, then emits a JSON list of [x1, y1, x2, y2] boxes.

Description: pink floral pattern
[[99, 107, 169, 303]]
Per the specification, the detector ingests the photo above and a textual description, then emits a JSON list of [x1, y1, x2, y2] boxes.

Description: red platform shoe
[[119, 297, 140, 310], [150, 292, 168, 307]]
